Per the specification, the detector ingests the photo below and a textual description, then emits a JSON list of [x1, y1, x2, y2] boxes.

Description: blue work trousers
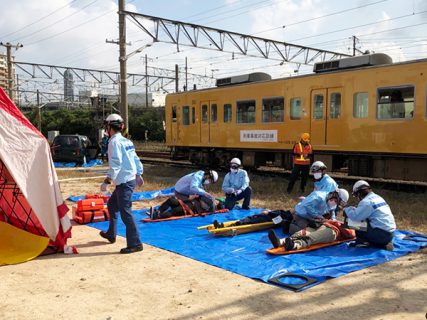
[[224, 186, 252, 210], [106, 179, 141, 248], [356, 223, 393, 247]]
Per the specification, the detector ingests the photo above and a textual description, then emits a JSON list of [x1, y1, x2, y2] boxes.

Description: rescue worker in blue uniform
[[99, 114, 144, 254], [222, 158, 251, 210], [174, 169, 219, 213], [311, 161, 338, 192], [344, 180, 396, 250]]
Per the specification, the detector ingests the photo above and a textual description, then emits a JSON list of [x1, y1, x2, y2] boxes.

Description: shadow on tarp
[[87, 206, 427, 291], [67, 187, 175, 202]]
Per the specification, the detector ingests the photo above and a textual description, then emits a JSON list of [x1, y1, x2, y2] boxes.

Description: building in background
[[0, 53, 15, 100], [64, 69, 74, 101], [0, 54, 7, 90], [128, 93, 153, 107]]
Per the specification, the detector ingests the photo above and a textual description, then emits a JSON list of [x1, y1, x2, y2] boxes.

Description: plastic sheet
[[88, 207, 427, 291], [54, 159, 103, 168], [67, 187, 175, 202]]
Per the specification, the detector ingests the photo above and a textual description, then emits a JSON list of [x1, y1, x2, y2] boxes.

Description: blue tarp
[[88, 206, 427, 291], [54, 159, 103, 168], [67, 187, 175, 202]]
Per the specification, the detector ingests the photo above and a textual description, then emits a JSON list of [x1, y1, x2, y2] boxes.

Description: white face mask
[[327, 200, 337, 211], [203, 180, 210, 185], [313, 172, 322, 180], [230, 168, 238, 173]]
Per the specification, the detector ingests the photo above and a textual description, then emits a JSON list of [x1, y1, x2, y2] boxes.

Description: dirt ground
[[1, 164, 426, 320]]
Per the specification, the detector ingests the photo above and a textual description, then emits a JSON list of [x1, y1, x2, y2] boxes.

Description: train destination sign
[[240, 130, 277, 142]]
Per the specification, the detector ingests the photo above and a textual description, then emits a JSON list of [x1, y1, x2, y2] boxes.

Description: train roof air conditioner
[[313, 53, 393, 73], [216, 72, 272, 87]]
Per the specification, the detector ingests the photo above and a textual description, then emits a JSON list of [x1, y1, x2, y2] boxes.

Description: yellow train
[[165, 53, 427, 182]]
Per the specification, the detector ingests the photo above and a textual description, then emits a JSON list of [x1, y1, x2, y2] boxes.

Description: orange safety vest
[[292, 142, 312, 165]]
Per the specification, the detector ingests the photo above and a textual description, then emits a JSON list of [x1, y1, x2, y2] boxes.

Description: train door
[[200, 101, 210, 144], [209, 101, 218, 143], [310, 88, 343, 146], [310, 89, 327, 146], [170, 104, 178, 144]]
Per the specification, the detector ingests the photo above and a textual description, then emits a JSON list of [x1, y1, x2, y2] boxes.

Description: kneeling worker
[[268, 189, 353, 250], [222, 158, 252, 210], [344, 180, 395, 250], [174, 169, 219, 213]]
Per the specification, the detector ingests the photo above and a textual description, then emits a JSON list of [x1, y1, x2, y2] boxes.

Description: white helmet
[[230, 158, 241, 166], [311, 160, 327, 172], [105, 113, 123, 123], [337, 188, 349, 205], [352, 180, 370, 195], [210, 170, 219, 183]]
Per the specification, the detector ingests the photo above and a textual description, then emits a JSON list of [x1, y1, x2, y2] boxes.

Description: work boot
[[120, 244, 143, 254], [284, 238, 295, 251], [268, 230, 281, 248], [100, 231, 116, 244], [213, 220, 224, 229]]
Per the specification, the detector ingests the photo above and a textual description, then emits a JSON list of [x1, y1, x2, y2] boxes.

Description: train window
[[290, 97, 302, 120], [262, 97, 284, 122], [182, 106, 190, 125], [353, 92, 368, 118], [224, 104, 232, 123], [192, 107, 196, 124], [236, 100, 256, 124], [202, 104, 208, 123], [377, 86, 414, 120], [211, 104, 218, 122], [330, 93, 341, 119], [172, 105, 177, 122], [313, 95, 324, 119]]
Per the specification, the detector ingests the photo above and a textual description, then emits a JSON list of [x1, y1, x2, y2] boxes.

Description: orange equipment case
[[77, 198, 104, 212], [73, 198, 109, 224]]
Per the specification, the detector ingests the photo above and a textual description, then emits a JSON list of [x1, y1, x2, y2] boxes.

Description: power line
[[0, 0, 79, 39], [290, 10, 427, 42], [11, 0, 99, 42], [251, 0, 389, 36]]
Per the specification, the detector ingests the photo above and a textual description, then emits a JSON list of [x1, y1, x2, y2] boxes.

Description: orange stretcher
[[266, 238, 355, 255], [142, 208, 229, 223]]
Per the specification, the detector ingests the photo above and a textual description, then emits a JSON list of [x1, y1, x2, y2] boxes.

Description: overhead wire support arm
[[122, 10, 352, 64]]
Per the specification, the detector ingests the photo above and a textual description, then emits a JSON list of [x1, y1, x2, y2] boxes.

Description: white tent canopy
[[0, 88, 71, 250]]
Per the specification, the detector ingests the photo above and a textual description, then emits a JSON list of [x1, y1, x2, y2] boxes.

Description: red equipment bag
[[77, 198, 104, 211], [72, 206, 109, 224]]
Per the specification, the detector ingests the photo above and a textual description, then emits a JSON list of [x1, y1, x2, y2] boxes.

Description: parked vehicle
[[51, 134, 98, 164]]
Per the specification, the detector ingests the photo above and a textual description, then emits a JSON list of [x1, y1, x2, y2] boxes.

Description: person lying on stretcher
[[148, 195, 224, 220], [213, 189, 349, 235], [266, 189, 355, 251]]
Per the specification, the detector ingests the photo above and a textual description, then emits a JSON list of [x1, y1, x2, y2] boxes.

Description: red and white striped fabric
[[0, 88, 71, 250]]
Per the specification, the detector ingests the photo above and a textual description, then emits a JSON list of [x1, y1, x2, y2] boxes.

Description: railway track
[[137, 150, 427, 192]]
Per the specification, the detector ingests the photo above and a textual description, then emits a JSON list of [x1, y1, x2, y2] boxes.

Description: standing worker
[[99, 114, 144, 254], [287, 132, 313, 194]]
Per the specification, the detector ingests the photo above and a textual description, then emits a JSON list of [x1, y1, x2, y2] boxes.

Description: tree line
[[24, 107, 165, 143]]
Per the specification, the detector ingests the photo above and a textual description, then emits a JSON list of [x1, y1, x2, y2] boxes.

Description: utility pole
[[185, 56, 188, 91], [37, 89, 41, 131], [145, 54, 148, 108], [352, 35, 359, 56], [175, 64, 179, 92], [118, 0, 128, 132], [0, 42, 23, 99]]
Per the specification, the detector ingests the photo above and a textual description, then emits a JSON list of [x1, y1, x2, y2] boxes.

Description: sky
[[0, 0, 426, 104]]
